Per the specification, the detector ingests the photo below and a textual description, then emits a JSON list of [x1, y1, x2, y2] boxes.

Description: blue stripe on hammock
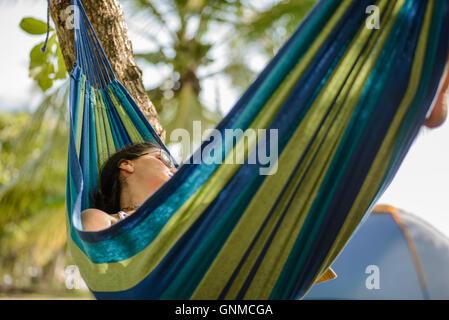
[[111, 81, 167, 150]]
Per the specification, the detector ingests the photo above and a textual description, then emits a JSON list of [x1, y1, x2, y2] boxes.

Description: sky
[[0, 1, 448, 238]]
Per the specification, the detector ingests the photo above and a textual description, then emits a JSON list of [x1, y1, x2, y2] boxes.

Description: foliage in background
[[20, 17, 67, 92], [0, 13, 73, 295], [0, 84, 74, 295]]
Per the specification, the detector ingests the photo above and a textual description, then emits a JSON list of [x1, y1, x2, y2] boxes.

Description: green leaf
[[28, 35, 58, 92], [55, 42, 67, 79], [28, 34, 67, 91], [30, 43, 46, 67], [37, 63, 55, 92], [20, 17, 52, 35]]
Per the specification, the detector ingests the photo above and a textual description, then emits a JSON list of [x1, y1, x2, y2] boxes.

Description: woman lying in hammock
[[81, 142, 177, 231], [81, 59, 449, 232]]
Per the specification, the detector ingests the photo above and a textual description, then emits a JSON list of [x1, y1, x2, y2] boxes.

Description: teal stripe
[[109, 83, 152, 143], [98, 89, 118, 152], [88, 92, 99, 206], [72, 76, 82, 136], [67, 170, 76, 228], [103, 91, 125, 148]]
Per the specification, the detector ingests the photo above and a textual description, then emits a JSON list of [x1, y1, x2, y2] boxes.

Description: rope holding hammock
[[41, 0, 62, 53], [65, 0, 449, 300]]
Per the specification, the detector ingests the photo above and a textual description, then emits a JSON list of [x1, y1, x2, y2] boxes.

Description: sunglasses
[[139, 148, 175, 168]]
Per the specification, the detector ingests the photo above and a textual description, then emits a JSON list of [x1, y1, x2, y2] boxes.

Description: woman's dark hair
[[89, 142, 160, 214]]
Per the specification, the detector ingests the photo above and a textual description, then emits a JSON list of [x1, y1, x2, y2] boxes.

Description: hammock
[[66, 0, 449, 299]]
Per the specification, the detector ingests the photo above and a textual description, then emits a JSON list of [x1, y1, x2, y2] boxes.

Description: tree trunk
[[49, 0, 165, 141]]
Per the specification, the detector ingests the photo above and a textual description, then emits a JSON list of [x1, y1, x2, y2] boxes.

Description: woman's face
[[134, 148, 175, 182], [119, 148, 176, 194]]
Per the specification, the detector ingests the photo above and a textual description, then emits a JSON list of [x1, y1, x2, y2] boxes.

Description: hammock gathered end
[[66, 0, 449, 299]]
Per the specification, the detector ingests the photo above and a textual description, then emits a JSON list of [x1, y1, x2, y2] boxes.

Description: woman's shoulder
[[81, 208, 118, 231]]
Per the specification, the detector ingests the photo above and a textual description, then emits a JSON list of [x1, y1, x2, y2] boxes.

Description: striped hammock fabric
[[66, 0, 449, 299]]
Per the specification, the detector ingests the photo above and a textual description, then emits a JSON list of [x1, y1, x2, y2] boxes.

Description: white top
[[117, 211, 129, 220]]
